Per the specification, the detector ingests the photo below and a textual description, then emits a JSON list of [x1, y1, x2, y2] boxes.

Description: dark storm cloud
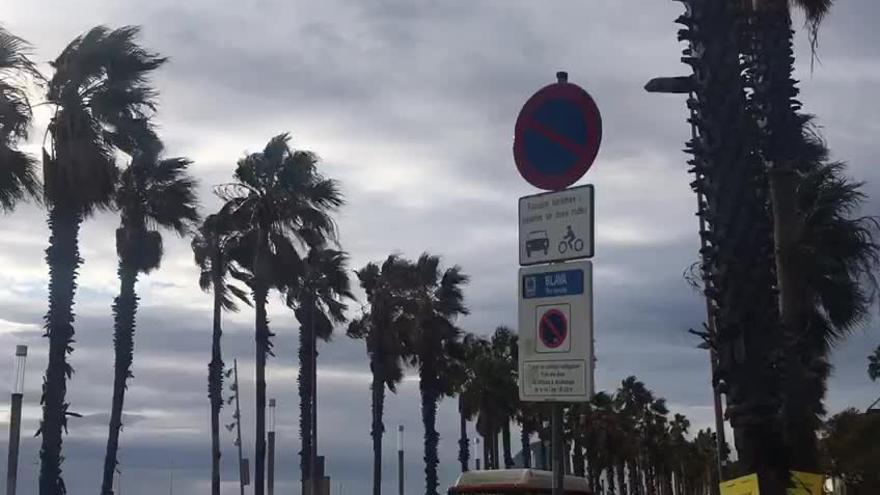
[[1, 0, 879, 493]]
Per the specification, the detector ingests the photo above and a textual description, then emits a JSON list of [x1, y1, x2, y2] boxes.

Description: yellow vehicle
[[448, 469, 592, 494]]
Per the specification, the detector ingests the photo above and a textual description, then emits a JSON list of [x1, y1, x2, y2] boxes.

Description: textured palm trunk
[[371, 364, 384, 495], [572, 437, 585, 477], [298, 314, 312, 484], [253, 230, 271, 495], [100, 262, 139, 495], [209, 265, 225, 495], [39, 205, 82, 495], [748, 0, 818, 473], [616, 463, 627, 495], [253, 282, 269, 495], [492, 431, 500, 470], [674, 0, 787, 491], [607, 467, 617, 495], [419, 367, 440, 495], [502, 422, 513, 468], [519, 423, 531, 468], [482, 432, 491, 470], [538, 424, 548, 470], [457, 397, 468, 472]]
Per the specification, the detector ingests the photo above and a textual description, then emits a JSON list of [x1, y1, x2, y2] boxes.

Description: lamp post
[[6, 345, 27, 495], [397, 425, 404, 495], [268, 398, 276, 495]]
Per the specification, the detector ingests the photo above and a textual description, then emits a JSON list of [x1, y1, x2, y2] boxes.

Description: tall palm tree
[[288, 247, 353, 490], [458, 328, 518, 471], [192, 213, 251, 495], [409, 254, 468, 495], [101, 149, 199, 494], [455, 333, 481, 473], [216, 133, 342, 495], [0, 27, 39, 213], [39, 26, 165, 494], [348, 255, 417, 495], [744, 0, 840, 475]]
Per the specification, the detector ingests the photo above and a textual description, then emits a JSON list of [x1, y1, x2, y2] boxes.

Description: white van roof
[[450, 469, 591, 494]]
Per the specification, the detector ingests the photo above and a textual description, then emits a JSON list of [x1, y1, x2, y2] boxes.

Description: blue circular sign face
[[514, 82, 602, 191], [539, 309, 568, 349]]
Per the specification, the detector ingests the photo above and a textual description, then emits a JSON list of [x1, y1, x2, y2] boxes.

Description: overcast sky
[[1, 1, 879, 494]]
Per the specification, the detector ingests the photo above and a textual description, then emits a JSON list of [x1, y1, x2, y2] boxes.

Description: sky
[[1, 0, 879, 494]]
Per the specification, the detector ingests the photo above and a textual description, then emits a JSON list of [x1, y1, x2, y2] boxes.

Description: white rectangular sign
[[518, 185, 594, 266], [518, 260, 593, 402]]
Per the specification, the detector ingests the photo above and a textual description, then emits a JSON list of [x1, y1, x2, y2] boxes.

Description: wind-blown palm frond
[[799, 160, 880, 342], [0, 27, 39, 211], [44, 25, 166, 213], [192, 214, 251, 312]]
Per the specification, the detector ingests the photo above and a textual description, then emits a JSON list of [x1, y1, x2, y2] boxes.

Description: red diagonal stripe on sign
[[525, 118, 588, 158]]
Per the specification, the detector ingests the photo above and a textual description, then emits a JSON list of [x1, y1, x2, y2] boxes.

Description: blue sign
[[522, 269, 584, 299], [513, 81, 602, 191]]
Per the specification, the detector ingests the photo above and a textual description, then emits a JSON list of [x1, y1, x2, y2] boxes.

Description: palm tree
[[743, 0, 847, 476], [348, 255, 417, 495], [192, 213, 251, 495], [288, 247, 353, 491], [0, 27, 39, 213], [455, 333, 481, 473], [409, 254, 468, 495], [772, 132, 880, 472], [101, 149, 199, 494], [870, 346, 880, 382], [39, 26, 165, 494], [458, 327, 518, 472], [216, 133, 342, 495], [488, 327, 518, 468]]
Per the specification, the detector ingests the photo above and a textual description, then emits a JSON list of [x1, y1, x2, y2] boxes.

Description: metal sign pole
[[552, 404, 563, 495]]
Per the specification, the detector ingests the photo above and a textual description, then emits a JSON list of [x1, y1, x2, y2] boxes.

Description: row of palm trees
[[0, 21, 480, 495], [0, 24, 204, 495], [454, 328, 721, 495]]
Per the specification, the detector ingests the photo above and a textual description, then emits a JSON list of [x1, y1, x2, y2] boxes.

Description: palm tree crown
[[44, 25, 165, 211], [0, 27, 39, 212]]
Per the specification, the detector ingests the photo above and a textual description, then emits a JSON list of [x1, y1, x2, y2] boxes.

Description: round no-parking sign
[[513, 75, 602, 191], [538, 309, 568, 349]]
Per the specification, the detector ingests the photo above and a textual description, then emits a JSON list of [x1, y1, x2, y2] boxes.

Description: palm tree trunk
[[101, 262, 140, 495], [458, 397, 469, 472], [616, 463, 627, 495], [748, 0, 819, 474], [253, 281, 270, 495], [492, 431, 500, 470], [520, 423, 531, 468], [484, 432, 491, 470], [538, 424, 549, 470], [371, 363, 385, 495], [573, 437, 585, 477], [298, 313, 312, 484], [419, 368, 440, 495], [607, 467, 617, 495], [502, 421, 513, 468], [209, 273, 224, 495], [39, 205, 82, 495]]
